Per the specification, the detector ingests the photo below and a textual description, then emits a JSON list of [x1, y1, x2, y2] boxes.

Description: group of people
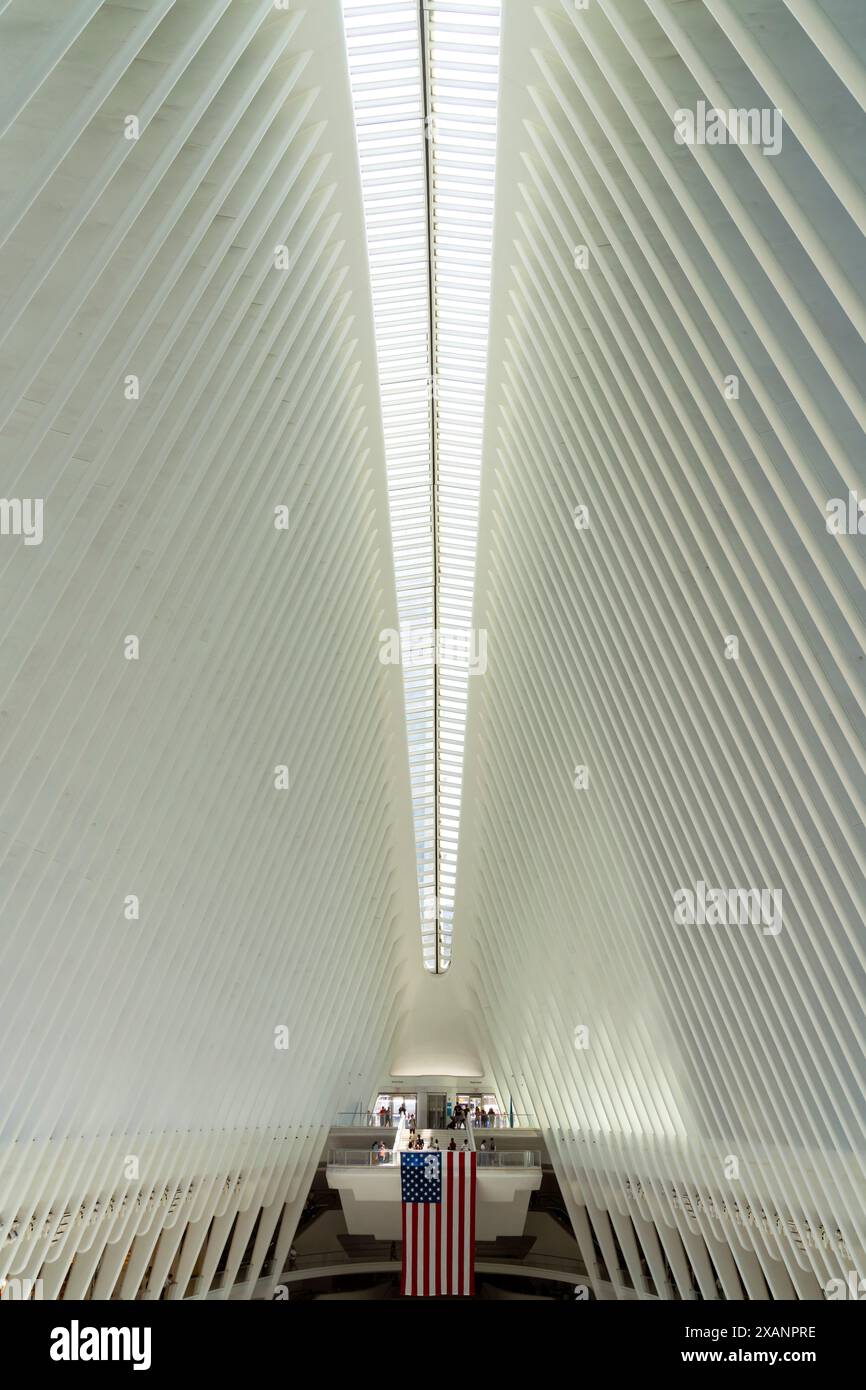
[[405, 1133, 471, 1153], [446, 1102, 498, 1130], [371, 1128, 497, 1162], [371, 1099, 502, 1134]]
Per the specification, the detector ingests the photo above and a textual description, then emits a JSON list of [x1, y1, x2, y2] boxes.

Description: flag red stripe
[[435, 1179, 442, 1296], [468, 1152, 476, 1294], [457, 1151, 465, 1295], [422, 1203, 429, 1297], [411, 1201, 419, 1297], [446, 1150, 454, 1294]]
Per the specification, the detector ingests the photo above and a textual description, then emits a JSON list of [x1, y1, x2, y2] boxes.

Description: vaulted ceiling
[[0, 0, 864, 1301], [456, 0, 866, 1298]]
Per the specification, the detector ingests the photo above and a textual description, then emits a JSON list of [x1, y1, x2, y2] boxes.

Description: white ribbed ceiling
[[456, 0, 866, 1300], [0, 0, 864, 1305], [0, 0, 418, 1300]]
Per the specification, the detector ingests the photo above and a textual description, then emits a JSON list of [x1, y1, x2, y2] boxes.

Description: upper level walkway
[[328, 1118, 541, 1170], [326, 1116, 542, 1241]]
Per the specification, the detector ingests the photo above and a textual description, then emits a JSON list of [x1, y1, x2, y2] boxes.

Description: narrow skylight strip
[[344, 0, 499, 973], [426, 0, 500, 969], [343, 0, 438, 970]]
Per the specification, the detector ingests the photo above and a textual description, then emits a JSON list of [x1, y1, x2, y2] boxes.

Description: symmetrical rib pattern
[[457, 0, 866, 1299], [2, 0, 866, 1306], [0, 0, 417, 1300]]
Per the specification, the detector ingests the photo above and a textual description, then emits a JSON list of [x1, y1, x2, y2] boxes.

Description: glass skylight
[[427, 0, 499, 970], [344, 0, 500, 972]]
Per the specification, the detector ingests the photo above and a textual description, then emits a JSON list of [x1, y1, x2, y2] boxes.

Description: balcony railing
[[467, 1113, 536, 1129], [327, 1149, 398, 1167], [332, 1110, 537, 1130], [327, 1148, 540, 1169], [476, 1151, 540, 1167], [333, 1112, 395, 1128]]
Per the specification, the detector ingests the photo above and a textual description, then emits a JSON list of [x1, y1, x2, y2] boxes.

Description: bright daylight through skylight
[[343, 0, 500, 973]]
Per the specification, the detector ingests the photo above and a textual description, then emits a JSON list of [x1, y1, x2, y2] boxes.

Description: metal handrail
[[285, 1250, 396, 1270], [271, 1248, 586, 1277]]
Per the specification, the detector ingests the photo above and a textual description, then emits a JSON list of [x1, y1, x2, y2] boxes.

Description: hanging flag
[[400, 1149, 476, 1296]]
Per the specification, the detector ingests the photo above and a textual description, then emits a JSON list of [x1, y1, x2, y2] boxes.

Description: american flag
[[400, 1150, 476, 1296]]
